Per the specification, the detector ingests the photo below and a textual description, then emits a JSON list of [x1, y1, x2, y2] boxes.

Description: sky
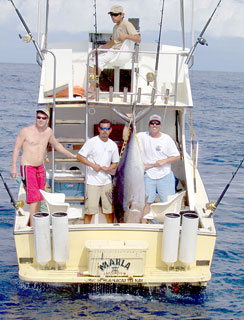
[[0, 0, 244, 72]]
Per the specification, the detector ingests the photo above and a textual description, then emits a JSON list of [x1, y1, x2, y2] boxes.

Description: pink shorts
[[20, 165, 46, 204]]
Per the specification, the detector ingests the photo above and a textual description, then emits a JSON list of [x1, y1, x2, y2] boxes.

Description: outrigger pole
[[0, 172, 24, 216], [185, 0, 223, 65], [8, 0, 44, 61], [208, 157, 244, 217]]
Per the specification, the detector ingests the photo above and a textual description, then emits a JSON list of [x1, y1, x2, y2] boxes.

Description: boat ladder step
[[55, 120, 85, 125], [55, 158, 79, 162], [65, 196, 85, 202], [52, 103, 85, 108], [57, 138, 85, 144]]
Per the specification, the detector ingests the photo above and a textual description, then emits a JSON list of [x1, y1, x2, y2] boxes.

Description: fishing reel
[[146, 72, 155, 86], [205, 201, 216, 218], [88, 73, 99, 83], [19, 33, 32, 43], [198, 37, 208, 46], [15, 200, 24, 209], [206, 201, 216, 211]]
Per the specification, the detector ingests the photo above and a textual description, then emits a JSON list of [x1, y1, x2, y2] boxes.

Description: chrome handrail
[[42, 49, 57, 192]]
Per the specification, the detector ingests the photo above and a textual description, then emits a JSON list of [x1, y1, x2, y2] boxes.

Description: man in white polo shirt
[[137, 114, 181, 223], [77, 119, 119, 224]]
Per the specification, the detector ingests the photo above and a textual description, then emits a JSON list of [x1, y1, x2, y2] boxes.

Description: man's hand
[[92, 164, 102, 172], [154, 159, 166, 167], [11, 170, 18, 179], [144, 160, 166, 169], [144, 163, 155, 170], [101, 166, 110, 172]]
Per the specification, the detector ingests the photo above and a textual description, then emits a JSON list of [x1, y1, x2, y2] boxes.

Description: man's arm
[[99, 40, 115, 50], [144, 156, 181, 170], [118, 33, 141, 43], [49, 133, 76, 159], [154, 156, 181, 167], [11, 129, 26, 178], [77, 154, 101, 172], [101, 162, 118, 173]]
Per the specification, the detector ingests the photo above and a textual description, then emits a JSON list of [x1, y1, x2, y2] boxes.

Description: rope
[[119, 118, 133, 158]]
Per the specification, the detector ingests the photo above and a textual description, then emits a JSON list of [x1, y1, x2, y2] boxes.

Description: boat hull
[[14, 224, 216, 288]]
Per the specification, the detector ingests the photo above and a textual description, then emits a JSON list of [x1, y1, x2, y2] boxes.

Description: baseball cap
[[36, 107, 50, 118], [149, 114, 161, 122], [108, 5, 124, 14]]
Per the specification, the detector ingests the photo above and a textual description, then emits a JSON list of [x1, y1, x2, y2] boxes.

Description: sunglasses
[[110, 13, 121, 17], [100, 126, 111, 131], [36, 116, 48, 120], [149, 120, 161, 125]]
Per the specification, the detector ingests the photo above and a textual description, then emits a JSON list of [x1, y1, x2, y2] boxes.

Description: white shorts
[[90, 51, 117, 71]]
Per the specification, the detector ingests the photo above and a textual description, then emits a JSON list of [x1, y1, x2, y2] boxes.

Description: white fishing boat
[[10, 0, 220, 292]]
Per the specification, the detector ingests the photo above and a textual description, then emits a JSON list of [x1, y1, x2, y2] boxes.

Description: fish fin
[[112, 108, 130, 122], [135, 106, 152, 123], [112, 106, 152, 124]]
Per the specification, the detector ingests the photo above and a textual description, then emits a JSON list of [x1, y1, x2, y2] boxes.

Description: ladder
[[49, 103, 86, 204]]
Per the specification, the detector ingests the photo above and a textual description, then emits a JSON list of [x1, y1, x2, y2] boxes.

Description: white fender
[[179, 212, 199, 269], [161, 213, 181, 269], [33, 212, 51, 268], [52, 212, 69, 267]]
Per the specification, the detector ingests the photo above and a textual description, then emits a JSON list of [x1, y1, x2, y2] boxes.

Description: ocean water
[[0, 63, 244, 319]]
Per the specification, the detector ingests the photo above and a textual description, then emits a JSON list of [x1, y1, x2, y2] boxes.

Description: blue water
[[0, 63, 244, 319]]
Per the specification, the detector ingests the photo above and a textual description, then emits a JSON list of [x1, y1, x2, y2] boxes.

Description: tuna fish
[[112, 107, 151, 223]]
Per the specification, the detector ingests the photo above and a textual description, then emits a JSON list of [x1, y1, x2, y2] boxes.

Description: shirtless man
[[11, 107, 77, 226]]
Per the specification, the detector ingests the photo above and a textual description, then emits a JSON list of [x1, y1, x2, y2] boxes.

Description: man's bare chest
[[24, 132, 50, 147]]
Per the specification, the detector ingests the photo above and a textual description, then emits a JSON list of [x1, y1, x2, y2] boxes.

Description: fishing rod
[[190, 109, 197, 193], [152, 0, 165, 98], [0, 172, 24, 216], [93, 0, 99, 96], [8, 0, 44, 61], [208, 157, 244, 217], [185, 0, 223, 65]]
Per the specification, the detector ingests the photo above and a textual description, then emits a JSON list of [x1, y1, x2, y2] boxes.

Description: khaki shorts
[[85, 183, 112, 215]]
